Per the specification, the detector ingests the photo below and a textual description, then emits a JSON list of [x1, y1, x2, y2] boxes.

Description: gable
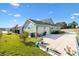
[[23, 20, 36, 33]]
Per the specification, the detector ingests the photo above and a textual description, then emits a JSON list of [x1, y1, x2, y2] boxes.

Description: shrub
[[51, 30, 65, 34], [19, 32, 29, 42], [0, 30, 2, 39], [59, 31, 65, 33]]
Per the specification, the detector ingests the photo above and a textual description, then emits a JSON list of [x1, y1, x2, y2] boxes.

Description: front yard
[[0, 33, 50, 56]]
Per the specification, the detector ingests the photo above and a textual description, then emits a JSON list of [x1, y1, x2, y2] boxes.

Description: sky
[[0, 3, 79, 28]]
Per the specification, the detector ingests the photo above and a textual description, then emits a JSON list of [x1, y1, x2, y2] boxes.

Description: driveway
[[42, 32, 78, 55]]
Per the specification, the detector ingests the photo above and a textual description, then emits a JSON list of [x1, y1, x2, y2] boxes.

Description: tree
[[56, 22, 67, 29], [19, 32, 29, 42], [68, 21, 78, 28]]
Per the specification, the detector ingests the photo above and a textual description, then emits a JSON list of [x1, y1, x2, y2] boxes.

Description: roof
[[42, 18, 54, 25], [29, 19, 53, 26]]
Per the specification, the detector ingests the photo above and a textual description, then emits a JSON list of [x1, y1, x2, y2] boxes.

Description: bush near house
[[50, 30, 65, 34], [19, 32, 29, 42]]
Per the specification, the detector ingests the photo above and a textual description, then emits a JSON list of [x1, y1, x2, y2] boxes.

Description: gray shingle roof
[[29, 19, 53, 26]]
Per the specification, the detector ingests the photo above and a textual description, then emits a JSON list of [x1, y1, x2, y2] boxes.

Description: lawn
[[0, 33, 50, 56]]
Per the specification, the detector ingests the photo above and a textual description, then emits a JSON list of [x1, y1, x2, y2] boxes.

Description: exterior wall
[[50, 26, 61, 32], [19, 27, 22, 33], [23, 22, 36, 33]]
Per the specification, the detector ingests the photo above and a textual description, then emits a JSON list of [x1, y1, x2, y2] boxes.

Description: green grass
[[0, 33, 50, 56]]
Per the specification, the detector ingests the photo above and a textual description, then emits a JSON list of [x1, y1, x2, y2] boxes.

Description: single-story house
[[22, 19, 53, 37], [0, 28, 10, 33], [10, 25, 22, 34]]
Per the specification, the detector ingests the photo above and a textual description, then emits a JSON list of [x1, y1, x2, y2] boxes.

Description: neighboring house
[[22, 19, 53, 37], [0, 28, 6, 31], [14, 26, 22, 34], [10, 25, 22, 34], [0, 28, 10, 33]]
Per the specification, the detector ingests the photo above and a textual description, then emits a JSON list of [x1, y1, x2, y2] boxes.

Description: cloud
[[0, 9, 13, 16], [70, 13, 79, 19], [36, 19, 40, 21], [14, 14, 21, 17], [70, 16, 75, 19], [72, 13, 79, 16], [10, 3, 20, 7], [1, 9, 7, 13]]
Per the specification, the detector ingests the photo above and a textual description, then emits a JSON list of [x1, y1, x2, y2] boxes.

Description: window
[[28, 27, 30, 29]]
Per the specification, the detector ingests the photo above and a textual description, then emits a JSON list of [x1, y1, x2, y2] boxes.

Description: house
[[0, 28, 9, 33], [22, 19, 53, 37], [10, 25, 22, 34]]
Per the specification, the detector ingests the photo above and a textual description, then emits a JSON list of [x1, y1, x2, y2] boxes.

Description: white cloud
[[70, 13, 79, 19], [14, 14, 21, 17], [1, 9, 7, 13], [36, 19, 40, 21], [10, 3, 20, 7], [70, 16, 75, 19], [0, 9, 13, 16], [72, 13, 79, 16]]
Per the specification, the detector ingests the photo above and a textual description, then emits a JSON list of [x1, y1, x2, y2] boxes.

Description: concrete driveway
[[42, 32, 78, 55]]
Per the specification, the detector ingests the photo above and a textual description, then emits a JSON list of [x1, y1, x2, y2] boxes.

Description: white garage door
[[37, 26, 50, 34], [37, 27, 44, 34], [45, 27, 50, 34]]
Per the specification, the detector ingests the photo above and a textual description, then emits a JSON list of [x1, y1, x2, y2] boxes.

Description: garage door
[[37, 27, 44, 34], [45, 27, 50, 34]]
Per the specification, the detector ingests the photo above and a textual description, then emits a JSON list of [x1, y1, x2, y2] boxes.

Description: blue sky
[[0, 3, 79, 28]]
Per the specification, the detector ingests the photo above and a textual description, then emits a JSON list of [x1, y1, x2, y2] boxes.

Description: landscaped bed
[[0, 33, 50, 56], [50, 30, 65, 34]]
